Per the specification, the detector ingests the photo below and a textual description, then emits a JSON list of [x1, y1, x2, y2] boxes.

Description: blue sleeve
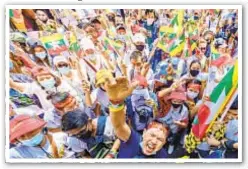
[[155, 148, 169, 158], [118, 129, 141, 158], [225, 140, 237, 150], [125, 96, 134, 118]]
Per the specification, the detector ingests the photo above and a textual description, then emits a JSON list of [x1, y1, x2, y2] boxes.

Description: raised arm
[[104, 76, 138, 141]]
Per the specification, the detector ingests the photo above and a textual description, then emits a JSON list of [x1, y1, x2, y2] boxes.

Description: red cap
[[10, 115, 46, 143], [167, 91, 187, 101]]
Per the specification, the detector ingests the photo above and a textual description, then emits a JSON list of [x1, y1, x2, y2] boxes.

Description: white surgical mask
[[58, 66, 70, 75], [187, 90, 199, 99], [35, 52, 47, 60], [147, 18, 154, 26]]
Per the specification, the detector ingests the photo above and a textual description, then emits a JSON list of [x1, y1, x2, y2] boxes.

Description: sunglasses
[[57, 63, 68, 68], [200, 47, 206, 51]]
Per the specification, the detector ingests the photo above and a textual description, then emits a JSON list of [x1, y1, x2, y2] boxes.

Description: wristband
[[109, 103, 125, 113]]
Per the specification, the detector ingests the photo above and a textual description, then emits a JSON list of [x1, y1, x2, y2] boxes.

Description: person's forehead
[[199, 43, 207, 47], [187, 87, 199, 92], [191, 62, 200, 67], [136, 41, 145, 45], [146, 128, 165, 137], [36, 10, 47, 15], [147, 12, 155, 17], [34, 46, 45, 51]]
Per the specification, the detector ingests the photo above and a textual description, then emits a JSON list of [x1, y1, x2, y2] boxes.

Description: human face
[[171, 99, 184, 105], [34, 46, 46, 53], [85, 26, 98, 39], [131, 57, 142, 71], [142, 128, 166, 155], [117, 28, 126, 35], [85, 49, 95, 55], [36, 10, 48, 22], [66, 121, 92, 139], [218, 46, 227, 54], [18, 128, 43, 141], [146, 12, 155, 20], [59, 96, 79, 113], [199, 43, 207, 55], [190, 62, 201, 71]]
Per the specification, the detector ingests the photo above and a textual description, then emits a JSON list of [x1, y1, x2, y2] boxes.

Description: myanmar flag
[[191, 60, 238, 139], [169, 33, 186, 56], [159, 26, 176, 38], [69, 32, 80, 52], [211, 45, 221, 60], [40, 33, 68, 56], [102, 37, 122, 51]]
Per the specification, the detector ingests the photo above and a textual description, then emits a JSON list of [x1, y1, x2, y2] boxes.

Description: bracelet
[[109, 103, 125, 113]]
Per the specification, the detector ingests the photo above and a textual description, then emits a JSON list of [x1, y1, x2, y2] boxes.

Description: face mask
[[187, 90, 199, 99], [131, 20, 136, 25], [35, 52, 47, 60], [147, 18, 154, 26], [86, 54, 96, 61], [136, 45, 145, 51], [166, 80, 174, 87], [117, 34, 126, 42], [76, 129, 92, 140], [171, 103, 182, 109], [190, 70, 200, 77], [171, 57, 180, 67], [39, 78, 56, 89], [194, 16, 199, 20], [58, 66, 70, 75], [9, 61, 14, 70], [21, 132, 44, 147]]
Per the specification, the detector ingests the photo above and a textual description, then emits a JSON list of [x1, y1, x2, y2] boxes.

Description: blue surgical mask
[[21, 132, 44, 147], [9, 61, 14, 70], [171, 57, 180, 66], [35, 52, 47, 60], [39, 78, 56, 89], [58, 66, 70, 75]]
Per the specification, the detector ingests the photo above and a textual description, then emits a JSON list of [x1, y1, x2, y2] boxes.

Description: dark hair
[[34, 9, 54, 19], [61, 110, 89, 132], [130, 51, 142, 61], [30, 45, 51, 67], [145, 9, 158, 20], [91, 18, 101, 25], [47, 92, 70, 105], [189, 60, 201, 70]]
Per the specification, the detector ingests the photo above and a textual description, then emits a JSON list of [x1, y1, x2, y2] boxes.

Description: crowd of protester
[[8, 9, 238, 159]]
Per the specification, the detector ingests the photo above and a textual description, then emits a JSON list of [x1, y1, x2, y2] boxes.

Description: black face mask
[[74, 129, 92, 140], [190, 70, 200, 77], [136, 45, 145, 51], [165, 80, 174, 88], [194, 16, 199, 20], [171, 103, 182, 109]]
